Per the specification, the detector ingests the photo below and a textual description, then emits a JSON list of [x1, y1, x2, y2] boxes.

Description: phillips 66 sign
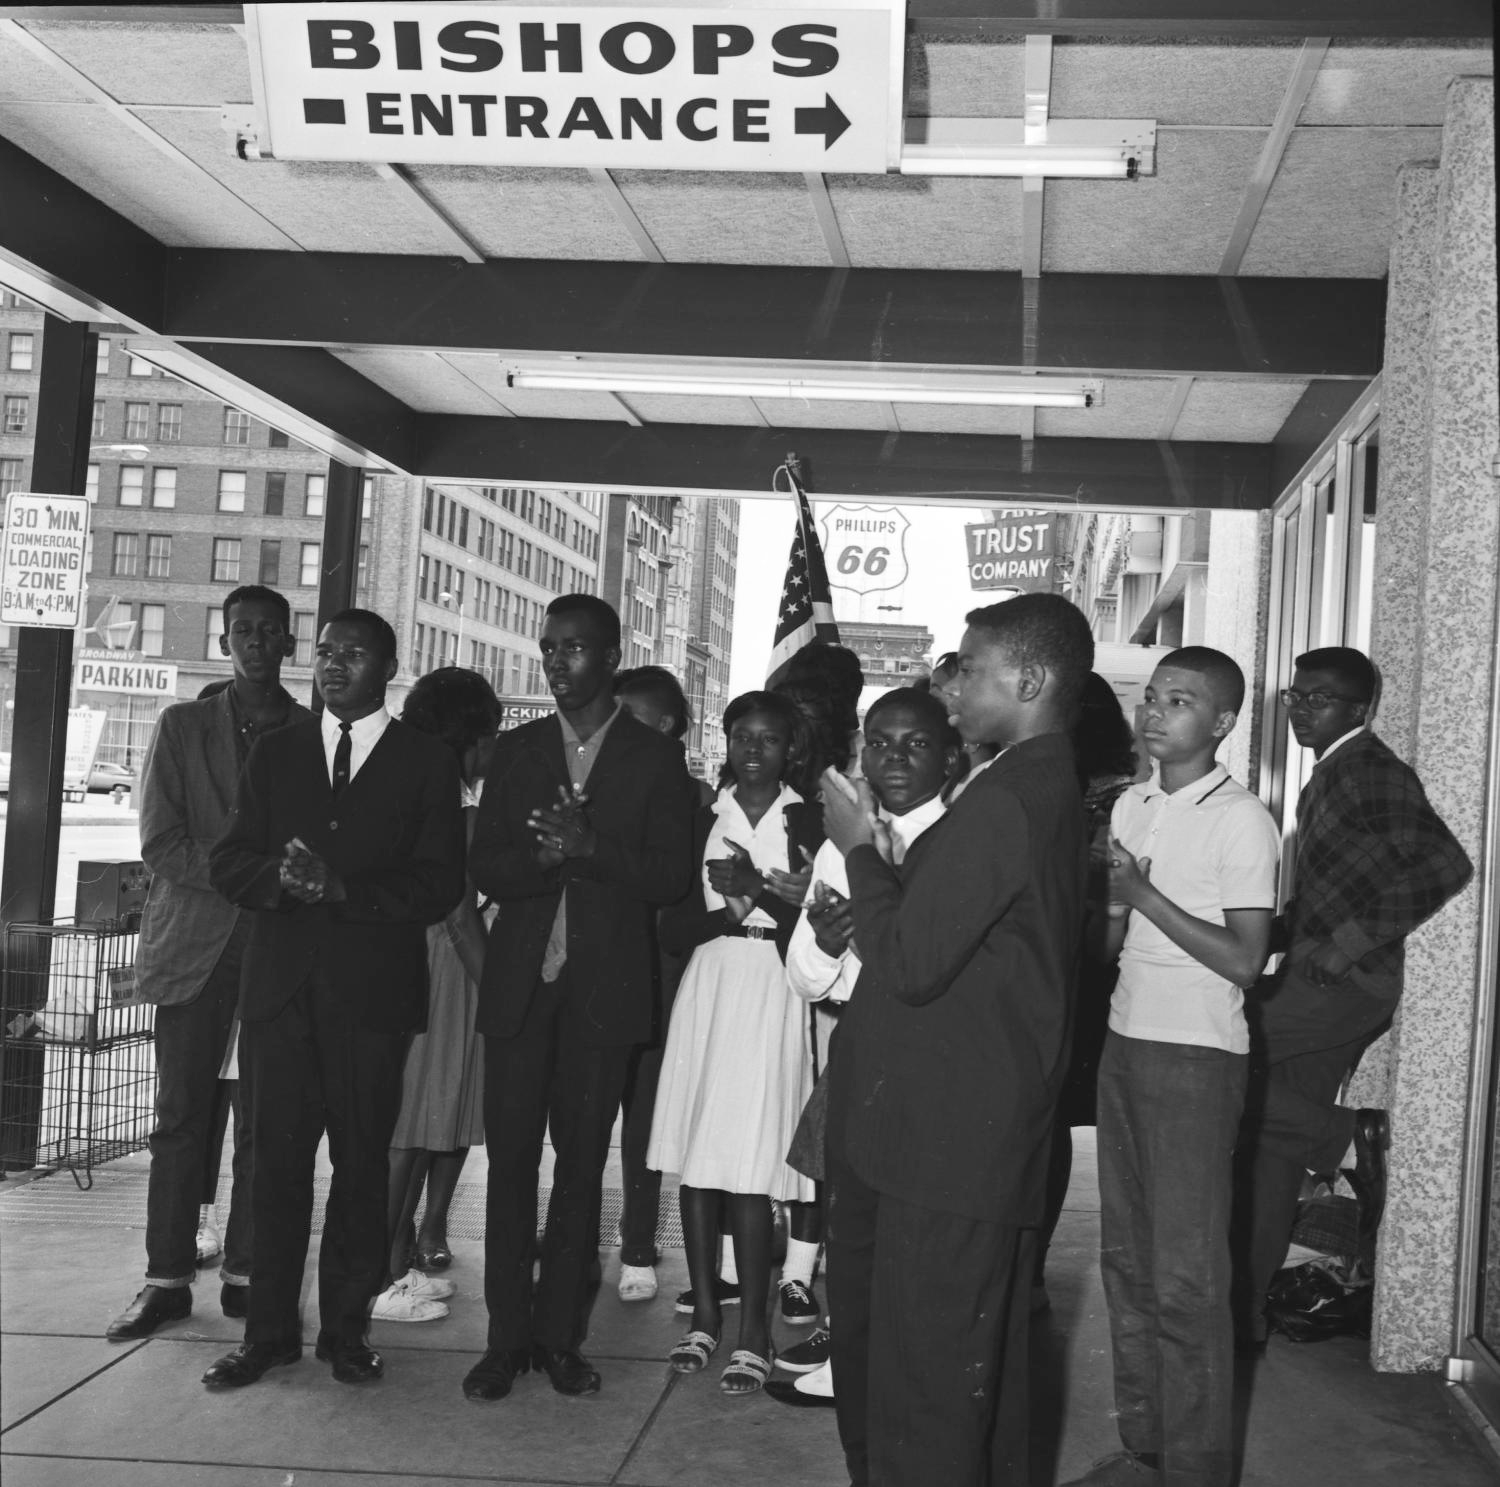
[[819, 504, 909, 595]]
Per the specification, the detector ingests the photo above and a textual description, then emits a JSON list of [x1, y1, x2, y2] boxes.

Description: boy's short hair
[[324, 606, 397, 664], [1295, 646, 1377, 704], [614, 665, 692, 739], [964, 594, 1095, 713], [1158, 646, 1246, 714], [546, 593, 622, 650], [864, 686, 961, 751], [221, 584, 290, 631]]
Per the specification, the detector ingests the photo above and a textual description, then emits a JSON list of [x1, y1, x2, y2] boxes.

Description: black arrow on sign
[[794, 94, 850, 150]]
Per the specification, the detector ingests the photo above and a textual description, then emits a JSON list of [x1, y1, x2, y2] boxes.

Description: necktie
[[331, 720, 352, 796]]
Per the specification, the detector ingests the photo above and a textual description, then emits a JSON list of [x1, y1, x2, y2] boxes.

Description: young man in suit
[[106, 586, 309, 1343], [463, 595, 695, 1403], [1233, 646, 1471, 1351], [820, 593, 1094, 1486], [203, 608, 465, 1389]]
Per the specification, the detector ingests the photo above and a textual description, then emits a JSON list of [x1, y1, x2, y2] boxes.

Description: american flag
[[766, 460, 840, 686]]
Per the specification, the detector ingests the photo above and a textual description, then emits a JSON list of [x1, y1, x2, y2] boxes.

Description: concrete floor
[[2, 1131, 1496, 1487]]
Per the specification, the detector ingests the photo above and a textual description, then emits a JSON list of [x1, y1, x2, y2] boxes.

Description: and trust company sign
[[966, 511, 1058, 593], [246, 2, 903, 172]]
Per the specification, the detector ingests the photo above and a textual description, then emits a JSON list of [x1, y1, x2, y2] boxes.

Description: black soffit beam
[[164, 253, 1387, 381], [417, 415, 1274, 511], [0, 4, 1488, 37]]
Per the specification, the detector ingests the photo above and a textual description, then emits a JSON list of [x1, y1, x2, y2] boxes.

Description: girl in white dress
[[648, 690, 824, 1395]]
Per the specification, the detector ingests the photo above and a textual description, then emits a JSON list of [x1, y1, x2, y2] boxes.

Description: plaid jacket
[[1288, 730, 1471, 997]]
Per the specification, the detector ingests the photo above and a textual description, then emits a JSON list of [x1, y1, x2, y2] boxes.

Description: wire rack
[[1, 920, 155, 1188]]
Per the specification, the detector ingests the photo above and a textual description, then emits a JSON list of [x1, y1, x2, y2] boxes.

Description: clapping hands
[[529, 784, 596, 866]]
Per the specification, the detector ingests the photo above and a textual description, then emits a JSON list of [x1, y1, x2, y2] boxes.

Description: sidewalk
[[2, 1131, 1495, 1486]]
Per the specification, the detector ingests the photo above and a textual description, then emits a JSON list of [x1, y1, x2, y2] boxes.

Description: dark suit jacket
[[833, 732, 1088, 1225], [136, 686, 312, 1006], [470, 709, 695, 1046], [660, 797, 825, 964], [208, 714, 466, 1033]]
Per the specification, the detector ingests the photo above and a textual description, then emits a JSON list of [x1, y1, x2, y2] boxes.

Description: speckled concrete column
[[1204, 509, 1271, 786], [1361, 76, 1498, 1373]]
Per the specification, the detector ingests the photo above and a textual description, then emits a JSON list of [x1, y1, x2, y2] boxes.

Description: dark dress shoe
[[462, 1347, 532, 1402], [314, 1338, 384, 1384], [220, 1283, 249, 1320], [1347, 1107, 1390, 1236], [532, 1345, 601, 1395], [106, 1284, 192, 1341], [202, 1341, 302, 1389], [765, 1379, 836, 1408]]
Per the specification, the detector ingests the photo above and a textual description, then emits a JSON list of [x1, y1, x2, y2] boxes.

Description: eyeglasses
[[1279, 687, 1362, 712]]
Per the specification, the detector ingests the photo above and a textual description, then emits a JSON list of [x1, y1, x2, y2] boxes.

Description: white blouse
[[702, 783, 802, 930]]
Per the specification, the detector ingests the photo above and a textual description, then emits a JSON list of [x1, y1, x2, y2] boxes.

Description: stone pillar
[[1204, 508, 1271, 787], [1360, 76, 1498, 1372]]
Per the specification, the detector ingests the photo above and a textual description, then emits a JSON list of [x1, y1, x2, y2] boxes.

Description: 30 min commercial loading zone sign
[[1, 493, 89, 628], [246, 3, 903, 172]]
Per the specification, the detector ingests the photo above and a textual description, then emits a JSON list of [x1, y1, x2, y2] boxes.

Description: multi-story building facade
[[599, 492, 675, 671], [838, 620, 936, 695], [689, 497, 739, 768]]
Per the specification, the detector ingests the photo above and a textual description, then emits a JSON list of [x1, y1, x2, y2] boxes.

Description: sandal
[[719, 1347, 774, 1396], [414, 1243, 454, 1272], [669, 1330, 720, 1374]]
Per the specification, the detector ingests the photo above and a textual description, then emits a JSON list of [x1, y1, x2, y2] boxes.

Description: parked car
[[87, 760, 137, 793]]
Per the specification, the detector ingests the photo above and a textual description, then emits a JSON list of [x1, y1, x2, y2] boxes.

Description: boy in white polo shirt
[[1065, 647, 1279, 1487]]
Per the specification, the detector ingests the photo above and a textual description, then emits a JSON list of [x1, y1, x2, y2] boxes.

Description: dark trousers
[[144, 918, 252, 1286], [618, 1037, 666, 1267], [826, 1123, 1034, 1487], [482, 973, 633, 1351], [240, 972, 406, 1348], [1097, 1032, 1247, 1487], [1233, 967, 1396, 1338]]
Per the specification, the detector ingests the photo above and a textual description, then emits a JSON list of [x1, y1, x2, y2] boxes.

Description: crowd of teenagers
[[108, 582, 1471, 1487]]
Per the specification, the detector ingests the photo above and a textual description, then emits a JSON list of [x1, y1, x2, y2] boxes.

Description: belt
[[721, 923, 772, 940]]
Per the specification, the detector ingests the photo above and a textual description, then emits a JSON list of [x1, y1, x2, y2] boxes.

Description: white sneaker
[[371, 1277, 449, 1323], [195, 1210, 223, 1263], [618, 1264, 658, 1302], [394, 1267, 456, 1301]]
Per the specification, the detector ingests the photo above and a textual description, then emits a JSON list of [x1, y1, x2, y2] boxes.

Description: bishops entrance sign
[[245, 2, 903, 173]]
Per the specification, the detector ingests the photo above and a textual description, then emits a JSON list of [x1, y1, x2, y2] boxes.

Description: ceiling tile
[[612, 172, 828, 266], [406, 166, 643, 260], [614, 392, 766, 426], [893, 404, 1025, 435], [1302, 42, 1494, 126], [755, 398, 892, 430], [1043, 128, 1264, 274], [827, 174, 1022, 270], [1171, 379, 1309, 442], [137, 109, 465, 255], [907, 36, 1024, 118], [1051, 36, 1297, 127], [1239, 127, 1445, 278], [331, 351, 512, 416], [1036, 376, 1177, 438], [0, 27, 90, 102], [0, 101, 289, 249], [28, 19, 252, 106]]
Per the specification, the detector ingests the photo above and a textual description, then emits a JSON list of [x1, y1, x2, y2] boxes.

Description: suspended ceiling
[[0, 3, 1491, 506]]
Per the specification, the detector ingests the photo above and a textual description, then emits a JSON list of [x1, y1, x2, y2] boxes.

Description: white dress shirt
[[320, 705, 390, 787]]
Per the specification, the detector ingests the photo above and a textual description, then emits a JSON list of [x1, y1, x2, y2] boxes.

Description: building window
[[95, 338, 110, 376], [2, 396, 26, 434], [259, 538, 281, 585], [146, 534, 171, 579], [156, 404, 181, 442], [91, 400, 104, 437], [458, 507, 469, 548], [305, 474, 325, 517], [446, 498, 457, 543], [138, 603, 165, 657], [212, 537, 241, 583], [293, 610, 315, 667], [362, 475, 374, 519], [8, 333, 34, 371], [299, 542, 320, 587], [264, 471, 285, 516], [217, 471, 246, 512], [0, 459, 21, 497], [85, 464, 99, 503], [119, 466, 145, 506], [150, 468, 176, 508], [111, 532, 139, 577], [418, 554, 430, 601], [124, 402, 149, 440], [128, 355, 154, 377], [222, 406, 251, 445], [203, 607, 221, 661], [423, 486, 434, 531], [357, 542, 369, 595], [521, 489, 535, 522], [268, 427, 289, 449]]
